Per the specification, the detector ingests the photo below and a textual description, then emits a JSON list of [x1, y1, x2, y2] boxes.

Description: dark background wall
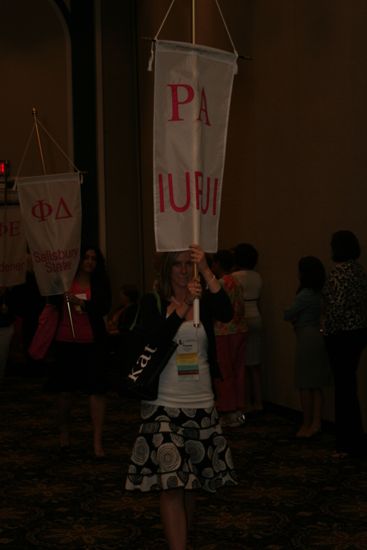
[[98, 0, 144, 309], [1, 0, 72, 177], [2, 0, 367, 421]]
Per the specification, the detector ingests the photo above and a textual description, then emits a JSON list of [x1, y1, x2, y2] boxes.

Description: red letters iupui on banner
[[153, 40, 237, 252]]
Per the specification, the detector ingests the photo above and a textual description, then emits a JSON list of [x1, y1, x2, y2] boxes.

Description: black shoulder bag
[[120, 292, 178, 400]]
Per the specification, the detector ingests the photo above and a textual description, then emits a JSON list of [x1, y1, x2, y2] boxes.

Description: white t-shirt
[[232, 270, 262, 319], [147, 321, 214, 409]]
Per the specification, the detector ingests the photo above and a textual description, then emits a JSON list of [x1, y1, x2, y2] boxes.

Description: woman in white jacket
[[232, 243, 263, 412]]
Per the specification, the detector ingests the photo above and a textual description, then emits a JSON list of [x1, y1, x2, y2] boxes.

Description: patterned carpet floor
[[1, 373, 367, 549]]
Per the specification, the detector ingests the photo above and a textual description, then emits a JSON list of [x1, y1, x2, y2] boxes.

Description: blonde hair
[[155, 251, 187, 300]]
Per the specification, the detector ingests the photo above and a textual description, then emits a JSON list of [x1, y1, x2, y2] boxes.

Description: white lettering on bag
[[128, 344, 158, 382]]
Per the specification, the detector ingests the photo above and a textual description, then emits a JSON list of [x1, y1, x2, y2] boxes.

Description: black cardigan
[[138, 287, 233, 380]]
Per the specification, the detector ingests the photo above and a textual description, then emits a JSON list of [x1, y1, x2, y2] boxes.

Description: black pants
[[325, 329, 367, 454]]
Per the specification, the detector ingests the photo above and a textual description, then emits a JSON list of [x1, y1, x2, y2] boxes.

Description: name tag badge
[[73, 293, 87, 313], [176, 339, 199, 380]]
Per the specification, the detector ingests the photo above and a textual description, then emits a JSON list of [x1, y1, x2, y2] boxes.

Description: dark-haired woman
[[125, 244, 237, 550], [323, 230, 367, 458], [284, 256, 331, 438], [46, 246, 111, 457]]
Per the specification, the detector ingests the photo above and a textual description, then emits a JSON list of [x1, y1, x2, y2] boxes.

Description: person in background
[[46, 245, 111, 458], [12, 253, 46, 374], [0, 286, 16, 382], [125, 244, 237, 550], [232, 243, 263, 412], [107, 283, 139, 336], [284, 256, 331, 438], [211, 249, 247, 427], [323, 230, 367, 458]]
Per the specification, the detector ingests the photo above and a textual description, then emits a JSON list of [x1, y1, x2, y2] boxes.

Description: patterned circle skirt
[[125, 403, 238, 493]]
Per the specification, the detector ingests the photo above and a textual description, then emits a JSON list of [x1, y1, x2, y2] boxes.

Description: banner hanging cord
[[148, 0, 240, 71], [14, 126, 36, 185], [34, 110, 47, 175], [155, 0, 176, 41], [14, 112, 82, 187], [35, 117, 80, 174], [214, 0, 238, 57], [148, 0, 177, 71]]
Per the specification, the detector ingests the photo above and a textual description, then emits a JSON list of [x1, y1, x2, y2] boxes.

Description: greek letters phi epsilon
[[0, 220, 21, 237]]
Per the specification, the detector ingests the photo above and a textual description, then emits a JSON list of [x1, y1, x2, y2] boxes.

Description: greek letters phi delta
[[32, 197, 73, 222], [16, 172, 82, 295]]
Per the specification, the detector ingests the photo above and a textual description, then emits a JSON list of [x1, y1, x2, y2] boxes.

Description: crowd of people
[[284, 230, 367, 459], [2, 230, 367, 549]]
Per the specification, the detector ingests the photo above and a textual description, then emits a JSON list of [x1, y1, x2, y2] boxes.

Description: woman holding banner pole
[[46, 245, 111, 458], [125, 244, 237, 549]]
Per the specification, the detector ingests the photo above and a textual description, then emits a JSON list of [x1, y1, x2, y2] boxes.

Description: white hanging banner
[[0, 204, 27, 286], [16, 172, 81, 296], [153, 40, 237, 252]]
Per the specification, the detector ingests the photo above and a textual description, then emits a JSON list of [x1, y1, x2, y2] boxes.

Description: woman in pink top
[[46, 246, 111, 458]]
